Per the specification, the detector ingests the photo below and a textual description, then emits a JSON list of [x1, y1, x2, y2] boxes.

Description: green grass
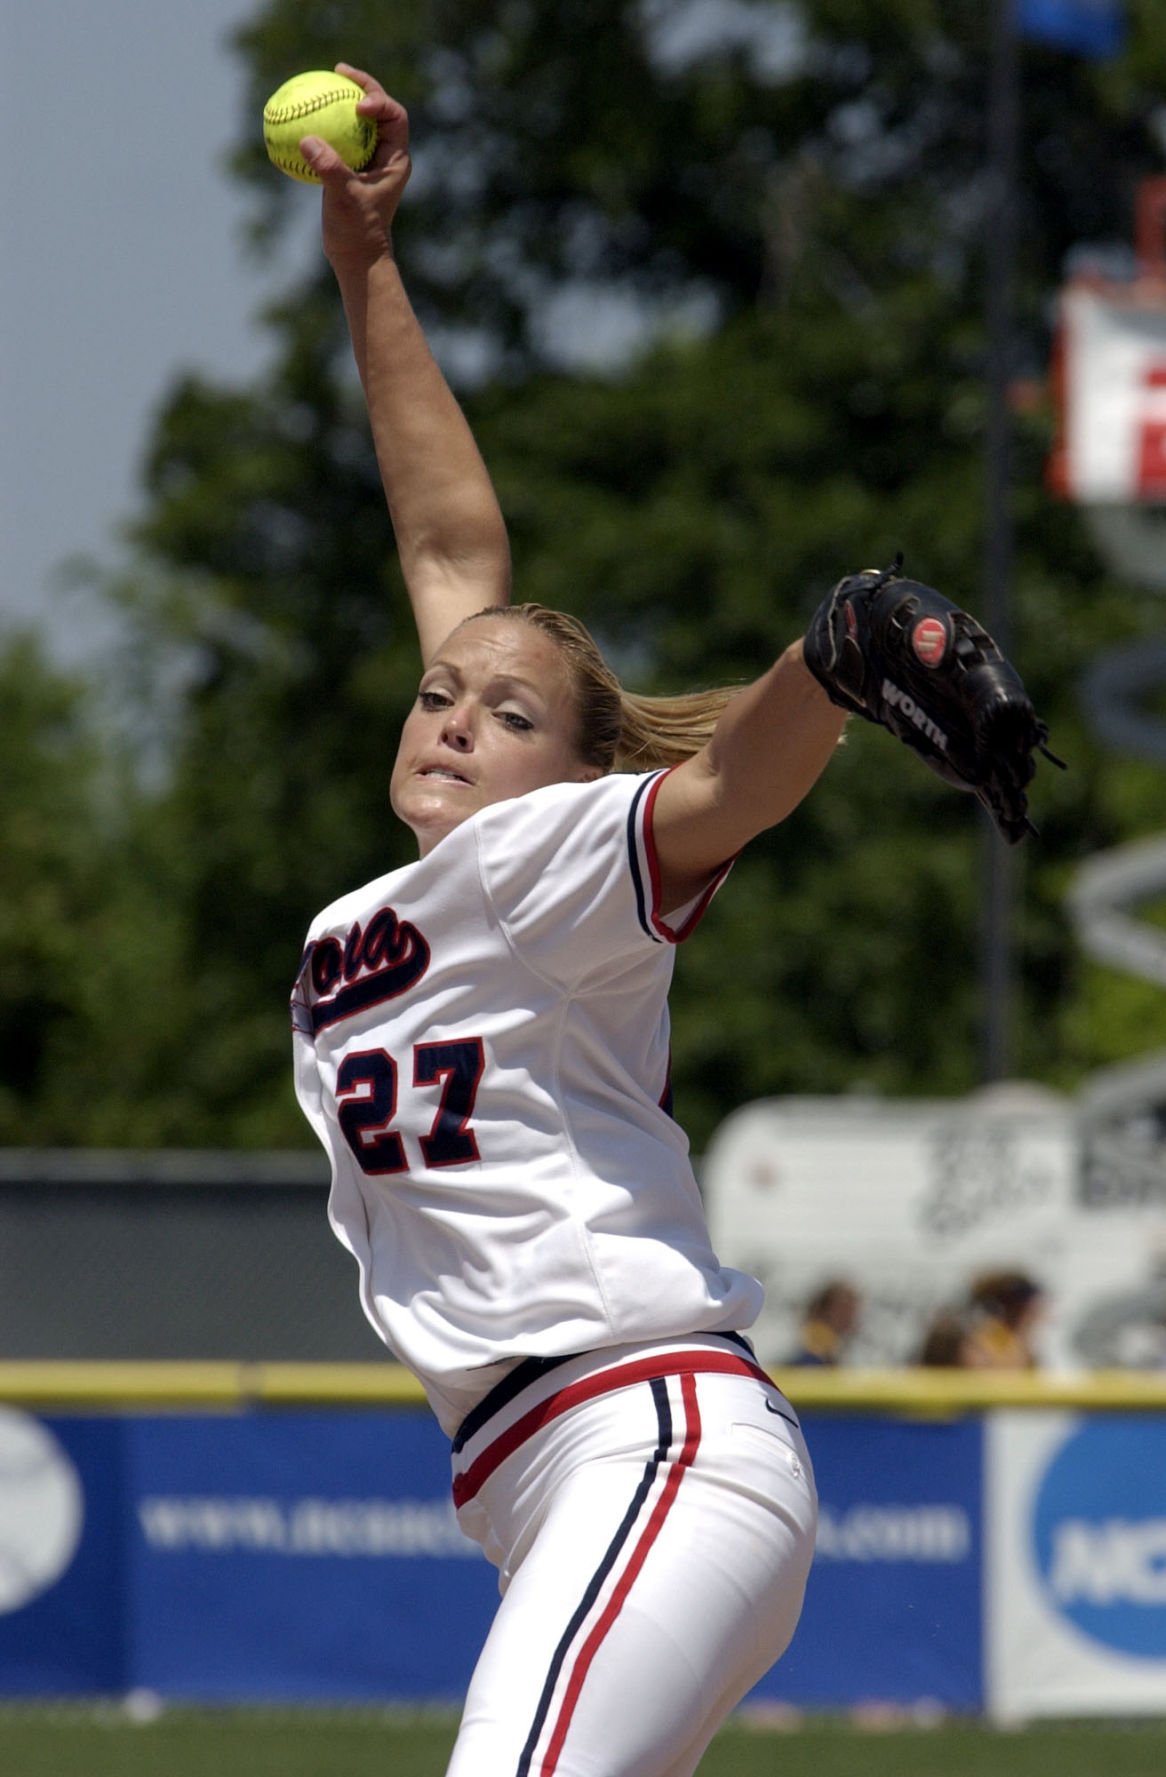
[[1, 1707, 1165, 1777]]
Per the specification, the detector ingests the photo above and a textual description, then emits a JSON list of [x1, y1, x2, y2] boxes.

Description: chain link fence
[[0, 1151, 388, 1362]]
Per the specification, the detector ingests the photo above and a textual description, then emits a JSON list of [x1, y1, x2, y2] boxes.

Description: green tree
[[25, 0, 1166, 1146], [0, 635, 142, 1142]]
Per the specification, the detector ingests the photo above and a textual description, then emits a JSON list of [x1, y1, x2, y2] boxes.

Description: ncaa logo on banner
[[1031, 1418, 1166, 1659]]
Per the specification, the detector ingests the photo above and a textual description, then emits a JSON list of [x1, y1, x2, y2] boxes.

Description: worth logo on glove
[[881, 681, 950, 752]]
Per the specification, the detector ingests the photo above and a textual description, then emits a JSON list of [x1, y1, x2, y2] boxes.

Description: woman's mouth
[[420, 766, 471, 784]]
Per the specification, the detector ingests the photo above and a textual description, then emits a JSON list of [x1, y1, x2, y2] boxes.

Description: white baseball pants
[[446, 1334, 817, 1777]]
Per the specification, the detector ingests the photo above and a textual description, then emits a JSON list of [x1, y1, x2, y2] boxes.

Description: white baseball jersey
[[291, 768, 763, 1435]]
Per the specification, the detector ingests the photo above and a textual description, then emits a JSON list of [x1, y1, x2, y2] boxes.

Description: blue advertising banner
[[127, 1410, 497, 1702], [988, 1412, 1166, 1718], [0, 1411, 125, 1694], [0, 1404, 980, 1707], [1031, 1417, 1166, 1661], [756, 1414, 984, 1709]]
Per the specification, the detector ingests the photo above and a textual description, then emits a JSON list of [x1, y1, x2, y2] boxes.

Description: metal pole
[[981, 0, 1020, 1080]]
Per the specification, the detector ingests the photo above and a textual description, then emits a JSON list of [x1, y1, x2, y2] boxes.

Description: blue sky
[[1, 0, 278, 665], [0, 1, 806, 670]]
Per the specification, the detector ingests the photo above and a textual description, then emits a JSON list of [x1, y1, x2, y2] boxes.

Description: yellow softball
[[263, 70, 376, 184]]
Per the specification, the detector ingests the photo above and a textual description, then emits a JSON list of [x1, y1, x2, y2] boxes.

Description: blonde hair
[[461, 603, 740, 772]]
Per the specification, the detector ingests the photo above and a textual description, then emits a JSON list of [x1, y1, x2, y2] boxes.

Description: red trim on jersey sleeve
[[639, 768, 735, 945]]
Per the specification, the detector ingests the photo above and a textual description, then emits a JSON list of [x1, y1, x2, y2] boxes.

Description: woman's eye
[[418, 690, 451, 711], [499, 710, 534, 732]]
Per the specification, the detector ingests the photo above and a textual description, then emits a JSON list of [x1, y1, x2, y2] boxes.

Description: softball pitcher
[[291, 64, 1052, 1777]]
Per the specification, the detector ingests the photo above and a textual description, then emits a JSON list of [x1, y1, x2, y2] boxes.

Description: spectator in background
[[962, 1269, 1046, 1370], [787, 1279, 862, 1366], [916, 1308, 976, 1368]]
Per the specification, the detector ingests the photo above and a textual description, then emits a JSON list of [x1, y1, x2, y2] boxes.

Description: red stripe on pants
[[540, 1371, 703, 1776]]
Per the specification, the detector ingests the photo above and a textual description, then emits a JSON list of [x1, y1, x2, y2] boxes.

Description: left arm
[[652, 559, 1059, 914], [651, 639, 846, 915]]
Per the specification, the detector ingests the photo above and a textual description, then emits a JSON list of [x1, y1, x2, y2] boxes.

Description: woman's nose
[[441, 706, 474, 750]]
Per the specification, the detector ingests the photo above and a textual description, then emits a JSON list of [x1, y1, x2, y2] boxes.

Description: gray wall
[[0, 1151, 388, 1362]]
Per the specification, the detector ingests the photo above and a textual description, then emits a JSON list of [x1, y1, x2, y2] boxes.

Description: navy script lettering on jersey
[[298, 906, 432, 1033]]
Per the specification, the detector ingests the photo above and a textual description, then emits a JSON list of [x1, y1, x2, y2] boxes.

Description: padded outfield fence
[[2, 1150, 1164, 1721], [2, 1362, 1165, 1723]]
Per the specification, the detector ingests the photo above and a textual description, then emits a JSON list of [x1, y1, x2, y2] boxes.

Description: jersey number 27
[[336, 1039, 485, 1174]]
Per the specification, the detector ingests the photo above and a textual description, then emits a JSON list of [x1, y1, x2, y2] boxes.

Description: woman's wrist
[[327, 232, 397, 280]]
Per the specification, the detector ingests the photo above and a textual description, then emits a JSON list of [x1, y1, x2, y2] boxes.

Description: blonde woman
[[291, 66, 846, 1777]]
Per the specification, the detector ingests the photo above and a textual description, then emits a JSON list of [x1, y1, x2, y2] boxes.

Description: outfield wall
[[1, 1367, 1163, 1722]]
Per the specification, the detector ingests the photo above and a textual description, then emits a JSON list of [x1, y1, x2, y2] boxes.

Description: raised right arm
[[301, 66, 510, 664]]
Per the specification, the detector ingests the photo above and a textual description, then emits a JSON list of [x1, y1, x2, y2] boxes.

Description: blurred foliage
[[7, 0, 1166, 1147]]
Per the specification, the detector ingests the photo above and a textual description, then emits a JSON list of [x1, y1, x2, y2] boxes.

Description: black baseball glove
[[803, 559, 1063, 843]]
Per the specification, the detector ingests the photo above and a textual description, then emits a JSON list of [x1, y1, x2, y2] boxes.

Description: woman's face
[[390, 617, 599, 855]]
